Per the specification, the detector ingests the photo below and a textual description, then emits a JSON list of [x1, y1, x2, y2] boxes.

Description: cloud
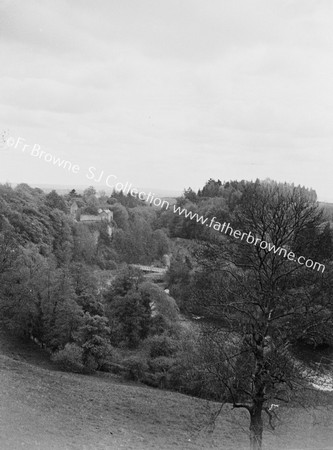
[[0, 0, 332, 200]]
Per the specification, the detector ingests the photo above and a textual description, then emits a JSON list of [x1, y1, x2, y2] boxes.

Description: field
[[1, 331, 333, 450]]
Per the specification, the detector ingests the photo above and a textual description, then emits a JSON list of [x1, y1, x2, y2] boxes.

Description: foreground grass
[[0, 331, 333, 450]]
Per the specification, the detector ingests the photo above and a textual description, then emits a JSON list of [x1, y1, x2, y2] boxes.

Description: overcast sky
[[1, 0, 333, 200]]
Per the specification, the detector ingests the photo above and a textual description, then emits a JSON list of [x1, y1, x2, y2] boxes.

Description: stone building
[[70, 202, 113, 237]]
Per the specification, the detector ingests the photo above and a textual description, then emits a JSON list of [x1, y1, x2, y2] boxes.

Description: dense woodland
[[1, 179, 333, 449]]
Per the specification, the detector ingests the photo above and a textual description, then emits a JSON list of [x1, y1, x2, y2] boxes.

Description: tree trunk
[[249, 403, 263, 450]]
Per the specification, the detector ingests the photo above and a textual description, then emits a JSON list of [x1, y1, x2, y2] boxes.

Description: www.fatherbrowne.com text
[[5, 135, 324, 272], [173, 204, 325, 273]]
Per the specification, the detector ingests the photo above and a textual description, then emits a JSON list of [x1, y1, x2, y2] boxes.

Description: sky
[[1, 0, 333, 200]]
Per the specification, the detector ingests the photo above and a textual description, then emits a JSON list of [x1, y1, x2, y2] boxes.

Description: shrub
[[148, 334, 178, 358], [139, 282, 180, 322], [142, 372, 163, 388], [101, 361, 124, 374], [148, 356, 175, 373], [149, 315, 169, 335], [52, 343, 84, 373], [98, 347, 122, 372], [104, 260, 118, 270], [122, 355, 148, 381], [81, 337, 113, 370], [146, 356, 182, 389]]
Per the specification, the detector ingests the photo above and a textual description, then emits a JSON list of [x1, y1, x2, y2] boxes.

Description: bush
[[83, 353, 99, 373], [104, 260, 118, 270], [97, 258, 118, 271], [81, 337, 114, 371], [149, 315, 169, 335], [148, 356, 175, 373], [122, 355, 148, 381], [147, 356, 175, 388], [139, 282, 180, 322], [98, 347, 122, 372], [148, 334, 178, 358], [101, 361, 125, 374], [52, 343, 84, 373]]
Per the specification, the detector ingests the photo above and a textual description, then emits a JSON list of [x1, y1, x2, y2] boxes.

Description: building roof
[[80, 215, 103, 222]]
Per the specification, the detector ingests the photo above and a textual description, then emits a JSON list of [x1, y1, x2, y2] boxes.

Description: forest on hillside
[[1, 178, 333, 449]]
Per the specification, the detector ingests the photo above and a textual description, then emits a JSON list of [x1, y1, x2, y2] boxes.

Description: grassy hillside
[[1, 331, 333, 450]]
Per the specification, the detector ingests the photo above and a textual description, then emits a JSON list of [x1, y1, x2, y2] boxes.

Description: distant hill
[[19, 183, 182, 199]]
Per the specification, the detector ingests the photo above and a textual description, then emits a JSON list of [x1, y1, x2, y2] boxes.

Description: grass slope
[[0, 331, 333, 450]]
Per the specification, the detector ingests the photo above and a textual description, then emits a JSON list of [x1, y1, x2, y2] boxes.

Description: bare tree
[[191, 181, 333, 450]]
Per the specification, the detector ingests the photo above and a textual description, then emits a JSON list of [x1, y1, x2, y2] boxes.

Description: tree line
[[1, 179, 333, 449]]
